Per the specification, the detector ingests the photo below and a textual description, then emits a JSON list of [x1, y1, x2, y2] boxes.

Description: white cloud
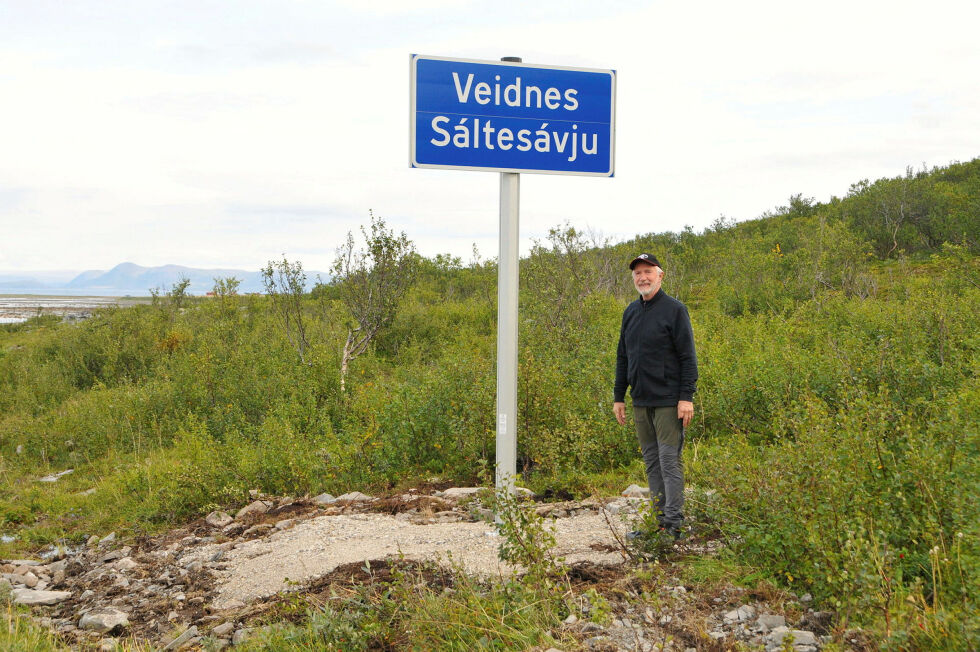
[[1, 0, 978, 272]]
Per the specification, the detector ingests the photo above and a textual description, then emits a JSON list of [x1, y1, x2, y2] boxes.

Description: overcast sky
[[2, 0, 978, 273]]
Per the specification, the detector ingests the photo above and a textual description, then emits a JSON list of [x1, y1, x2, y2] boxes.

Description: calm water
[[0, 295, 141, 323]]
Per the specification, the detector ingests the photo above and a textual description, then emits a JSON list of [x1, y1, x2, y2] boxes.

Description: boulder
[[79, 607, 130, 634], [313, 493, 336, 505]]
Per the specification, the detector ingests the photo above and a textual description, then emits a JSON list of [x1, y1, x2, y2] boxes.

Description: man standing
[[613, 254, 698, 539]]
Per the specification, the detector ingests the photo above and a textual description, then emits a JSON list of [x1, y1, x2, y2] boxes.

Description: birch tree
[[332, 213, 418, 391]]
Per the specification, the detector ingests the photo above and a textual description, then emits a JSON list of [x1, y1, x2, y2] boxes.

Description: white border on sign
[[409, 54, 616, 177]]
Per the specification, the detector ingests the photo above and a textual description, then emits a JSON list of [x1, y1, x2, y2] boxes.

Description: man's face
[[632, 261, 663, 298]]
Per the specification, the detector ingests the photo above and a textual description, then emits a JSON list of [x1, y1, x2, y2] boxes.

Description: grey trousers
[[634, 406, 685, 529]]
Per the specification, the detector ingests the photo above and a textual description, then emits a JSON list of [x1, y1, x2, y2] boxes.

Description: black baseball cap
[[629, 253, 663, 270]]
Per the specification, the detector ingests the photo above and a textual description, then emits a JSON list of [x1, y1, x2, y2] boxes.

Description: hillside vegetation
[[1, 159, 978, 649]]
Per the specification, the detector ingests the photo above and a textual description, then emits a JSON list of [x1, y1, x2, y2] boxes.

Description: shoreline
[[0, 295, 149, 324]]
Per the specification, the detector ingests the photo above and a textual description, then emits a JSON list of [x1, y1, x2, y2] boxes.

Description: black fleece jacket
[[614, 290, 698, 407]]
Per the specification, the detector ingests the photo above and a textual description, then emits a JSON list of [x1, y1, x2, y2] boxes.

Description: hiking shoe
[[657, 525, 683, 541]]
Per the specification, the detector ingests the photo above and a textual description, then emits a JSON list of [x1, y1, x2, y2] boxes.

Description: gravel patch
[[196, 511, 630, 608]]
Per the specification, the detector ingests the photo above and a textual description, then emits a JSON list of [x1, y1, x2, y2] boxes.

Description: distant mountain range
[[0, 263, 325, 295], [65, 263, 268, 294]]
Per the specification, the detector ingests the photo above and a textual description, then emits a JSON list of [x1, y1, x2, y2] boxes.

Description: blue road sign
[[410, 55, 615, 176]]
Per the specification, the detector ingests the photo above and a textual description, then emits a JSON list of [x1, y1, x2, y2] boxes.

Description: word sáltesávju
[[427, 72, 601, 163]]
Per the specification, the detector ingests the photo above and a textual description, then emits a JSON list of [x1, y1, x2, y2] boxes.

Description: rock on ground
[[79, 607, 129, 633], [12, 589, 72, 605]]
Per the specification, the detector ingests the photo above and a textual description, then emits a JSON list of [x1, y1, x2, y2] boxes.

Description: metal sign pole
[[496, 169, 519, 495], [495, 56, 522, 496]]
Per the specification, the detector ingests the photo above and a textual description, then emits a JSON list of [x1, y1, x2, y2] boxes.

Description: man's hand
[[677, 400, 694, 428], [613, 401, 626, 426]]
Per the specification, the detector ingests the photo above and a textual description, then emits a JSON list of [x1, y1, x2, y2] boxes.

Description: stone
[[755, 613, 786, 632], [87, 535, 101, 547], [313, 493, 336, 504], [563, 614, 578, 625], [221, 522, 246, 537], [234, 501, 272, 519], [0, 577, 10, 594], [221, 599, 245, 611], [799, 593, 812, 603], [621, 484, 650, 498], [212, 622, 235, 636], [335, 491, 374, 502], [99, 639, 119, 652], [512, 487, 536, 499], [80, 589, 95, 600], [38, 469, 74, 482], [21, 571, 38, 588], [163, 625, 198, 650], [79, 607, 130, 634], [231, 628, 251, 645], [101, 532, 117, 544], [11, 588, 72, 605], [440, 487, 483, 499], [114, 557, 139, 571], [242, 524, 274, 537], [767, 626, 818, 647], [205, 512, 234, 528], [275, 519, 295, 530], [723, 605, 757, 624]]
